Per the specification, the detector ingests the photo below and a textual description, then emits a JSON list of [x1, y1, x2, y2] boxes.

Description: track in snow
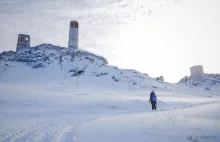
[[0, 117, 97, 142], [0, 100, 219, 142]]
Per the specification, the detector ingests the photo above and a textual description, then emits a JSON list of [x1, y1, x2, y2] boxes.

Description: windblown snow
[[0, 44, 220, 142]]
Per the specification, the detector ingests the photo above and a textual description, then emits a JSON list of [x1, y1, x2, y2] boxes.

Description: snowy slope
[[179, 74, 220, 88], [0, 44, 220, 142], [177, 74, 220, 96], [0, 44, 171, 91], [1, 79, 220, 142], [1, 44, 220, 94]]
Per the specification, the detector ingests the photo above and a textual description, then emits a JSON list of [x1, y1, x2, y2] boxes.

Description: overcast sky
[[0, 0, 219, 83]]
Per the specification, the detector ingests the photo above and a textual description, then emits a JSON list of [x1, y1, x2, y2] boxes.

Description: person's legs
[[154, 101, 156, 110], [152, 101, 156, 110], [151, 102, 154, 110]]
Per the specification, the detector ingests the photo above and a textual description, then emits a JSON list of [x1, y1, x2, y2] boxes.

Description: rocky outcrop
[[156, 76, 164, 82], [178, 74, 220, 89]]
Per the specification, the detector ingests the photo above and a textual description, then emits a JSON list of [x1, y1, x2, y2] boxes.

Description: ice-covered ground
[[0, 79, 220, 142]]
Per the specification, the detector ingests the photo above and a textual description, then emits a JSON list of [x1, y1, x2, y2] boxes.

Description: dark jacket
[[150, 92, 156, 102]]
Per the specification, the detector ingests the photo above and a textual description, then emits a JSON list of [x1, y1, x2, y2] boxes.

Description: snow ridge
[[178, 74, 220, 90], [0, 44, 167, 90], [1, 44, 220, 92]]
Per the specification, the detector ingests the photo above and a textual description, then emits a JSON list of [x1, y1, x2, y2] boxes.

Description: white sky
[[0, 0, 219, 83]]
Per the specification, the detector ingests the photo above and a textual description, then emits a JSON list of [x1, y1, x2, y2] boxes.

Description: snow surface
[[0, 44, 220, 142]]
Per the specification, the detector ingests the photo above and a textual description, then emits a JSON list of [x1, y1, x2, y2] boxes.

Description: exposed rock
[[71, 70, 85, 77], [32, 63, 44, 69], [205, 87, 211, 90], [100, 73, 108, 76], [179, 76, 189, 83], [178, 74, 220, 89], [133, 82, 137, 85], [0, 55, 3, 61], [156, 76, 164, 82], [68, 69, 76, 73]]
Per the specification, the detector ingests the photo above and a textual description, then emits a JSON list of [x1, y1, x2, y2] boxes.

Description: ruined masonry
[[16, 20, 79, 52]]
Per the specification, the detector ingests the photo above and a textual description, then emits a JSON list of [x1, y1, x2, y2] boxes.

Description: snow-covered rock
[[1, 44, 219, 94], [156, 76, 164, 82], [0, 44, 169, 91], [178, 74, 220, 90]]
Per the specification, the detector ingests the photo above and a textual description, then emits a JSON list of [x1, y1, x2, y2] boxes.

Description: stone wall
[[190, 65, 204, 76]]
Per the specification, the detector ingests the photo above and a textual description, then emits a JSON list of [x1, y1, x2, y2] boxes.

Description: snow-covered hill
[[1, 44, 220, 95], [0, 44, 171, 91], [179, 74, 220, 87], [178, 74, 220, 95], [0, 44, 220, 142]]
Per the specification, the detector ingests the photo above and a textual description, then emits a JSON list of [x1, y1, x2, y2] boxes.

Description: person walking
[[149, 90, 157, 110]]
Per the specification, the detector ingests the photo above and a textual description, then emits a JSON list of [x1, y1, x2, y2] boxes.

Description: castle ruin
[[16, 20, 79, 52], [68, 21, 79, 49], [16, 34, 30, 52], [190, 65, 204, 76]]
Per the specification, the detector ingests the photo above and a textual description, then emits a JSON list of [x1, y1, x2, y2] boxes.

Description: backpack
[[152, 94, 157, 101]]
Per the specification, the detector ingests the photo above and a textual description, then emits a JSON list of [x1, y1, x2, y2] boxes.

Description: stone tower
[[68, 21, 79, 49], [16, 34, 30, 52], [190, 65, 204, 76]]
